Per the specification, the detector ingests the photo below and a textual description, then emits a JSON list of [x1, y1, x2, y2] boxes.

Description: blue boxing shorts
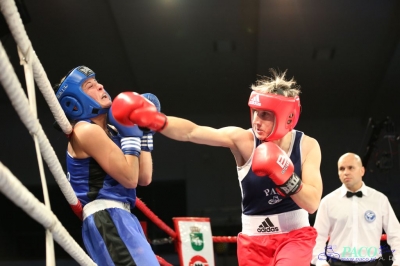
[[82, 207, 159, 266]]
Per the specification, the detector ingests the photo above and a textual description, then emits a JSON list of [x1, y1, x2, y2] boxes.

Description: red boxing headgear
[[248, 91, 301, 141]]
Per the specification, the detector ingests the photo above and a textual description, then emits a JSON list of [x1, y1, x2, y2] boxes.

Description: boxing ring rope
[[0, 1, 390, 265], [0, 0, 73, 134], [136, 199, 238, 243], [0, 0, 92, 264], [0, 162, 96, 266], [0, 0, 78, 208], [138, 197, 389, 245], [1, 1, 176, 265]]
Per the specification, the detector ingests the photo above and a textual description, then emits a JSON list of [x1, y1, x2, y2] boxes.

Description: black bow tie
[[346, 191, 363, 198]]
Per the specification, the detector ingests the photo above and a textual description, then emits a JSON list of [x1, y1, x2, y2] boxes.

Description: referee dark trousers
[[328, 257, 383, 266]]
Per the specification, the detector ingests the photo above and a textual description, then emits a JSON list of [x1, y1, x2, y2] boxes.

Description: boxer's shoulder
[[230, 128, 253, 148], [300, 134, 321, 159]]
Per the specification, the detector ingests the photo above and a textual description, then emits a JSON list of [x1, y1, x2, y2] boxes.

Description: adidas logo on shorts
[[257, 217, 280, 233]]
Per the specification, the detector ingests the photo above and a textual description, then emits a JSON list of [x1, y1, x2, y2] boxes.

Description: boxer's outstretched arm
[[160, 116, 244, 149], [291, 136, 323, 214]]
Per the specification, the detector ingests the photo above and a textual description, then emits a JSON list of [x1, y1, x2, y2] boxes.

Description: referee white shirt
[[311, 182, 400, 266]]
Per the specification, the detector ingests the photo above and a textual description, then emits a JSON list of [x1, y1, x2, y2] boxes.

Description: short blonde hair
[[251, 69, 301, 97]]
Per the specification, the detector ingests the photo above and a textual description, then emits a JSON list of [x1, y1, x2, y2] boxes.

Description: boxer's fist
[[140, 93, 161, 134], [108, 106, 143, 156], [111, 92, 167, 131], [252, 142, 303, 196], [141, 93, 161, 113], [140, 93, 161, 152], [108, 107, 143, 138]]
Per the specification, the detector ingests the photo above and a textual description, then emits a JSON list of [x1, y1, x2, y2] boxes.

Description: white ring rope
[[18, 44, 56, 266], [0, 162, 95, 266], [0, 0, 77, 206], [0, 38, 78, 210], [0, 0, 95, 264], [0, 0, 72, 134]]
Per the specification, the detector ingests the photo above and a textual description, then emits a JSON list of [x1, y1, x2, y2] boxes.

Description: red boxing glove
[[252, 142, 303, 196], [111, 92, 167, 131]]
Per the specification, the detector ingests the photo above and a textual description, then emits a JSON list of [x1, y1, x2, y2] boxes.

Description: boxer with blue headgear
[[54, 66, 162, 266], [55, 66, 111, 121]]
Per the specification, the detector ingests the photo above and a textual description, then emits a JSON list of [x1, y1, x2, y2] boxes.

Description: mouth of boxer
[[254, 128, 262, 134], [101, 94, 108, 99]]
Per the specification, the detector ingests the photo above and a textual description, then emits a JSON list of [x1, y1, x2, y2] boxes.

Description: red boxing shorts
[[237, 226, 317, 266]]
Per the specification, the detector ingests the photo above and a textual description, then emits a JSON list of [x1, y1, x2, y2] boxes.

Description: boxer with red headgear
[[117, 68, 322, 266], [248, 90, 301, 141]]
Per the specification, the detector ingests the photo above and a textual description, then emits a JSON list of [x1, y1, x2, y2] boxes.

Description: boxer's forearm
[[291, 183, 321, 214]]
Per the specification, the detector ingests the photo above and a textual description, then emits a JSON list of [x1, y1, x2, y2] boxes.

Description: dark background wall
[[1, 0, 400, 265]]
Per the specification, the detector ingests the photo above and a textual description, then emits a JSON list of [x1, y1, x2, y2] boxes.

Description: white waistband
[[83, 199, 131, 220], [242, 209, 310, 236]]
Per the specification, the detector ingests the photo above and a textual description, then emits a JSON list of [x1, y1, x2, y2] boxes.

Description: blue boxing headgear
[[55, 66, 111, 120], [141, 93, 161, 112]]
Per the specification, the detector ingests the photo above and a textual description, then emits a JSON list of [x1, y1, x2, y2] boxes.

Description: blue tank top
[[66, 120, 136, 208], [237, 130, 303, 215]]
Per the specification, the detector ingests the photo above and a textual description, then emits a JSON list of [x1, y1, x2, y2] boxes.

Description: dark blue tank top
[[239, 130, 303, 215], [66, 120, 136, 208]]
